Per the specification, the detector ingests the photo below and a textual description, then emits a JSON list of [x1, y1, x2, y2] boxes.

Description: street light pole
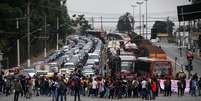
[[44, 15, 47, 57], [16, 18, 20, 67], [131, 5, 136, 33], [136, 1, 143, 35], [56, 16, 59, 50], [27, 0, 31, 68], [142, 14, 145, 37], [145, 0, 148, 39]]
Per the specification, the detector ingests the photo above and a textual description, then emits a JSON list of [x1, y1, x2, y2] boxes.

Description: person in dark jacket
[[198, 77, 201, 96], [181, 78, 186, 96], [56, 77, 65, 101], [71, 74, 81, 101], [14, 80, 22, 101], [177, 79, 182, 96]]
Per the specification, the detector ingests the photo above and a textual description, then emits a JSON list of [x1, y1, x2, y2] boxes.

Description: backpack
[[132, 80, 139, 88], [51, 82, 56, 91], [192, 80, 197, 88], [71, 76, 80, 87]]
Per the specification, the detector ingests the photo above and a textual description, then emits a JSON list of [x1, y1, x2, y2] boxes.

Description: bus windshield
[[135, 61, 150, 76], [153, 62, 171, 77], [121, 62, 134, 72]]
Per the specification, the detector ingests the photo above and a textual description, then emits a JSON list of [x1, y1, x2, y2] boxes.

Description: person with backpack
[[132, 78, 139, 98], [14, 79, 22, 101], [56, 77, 65, 101], [50, 79, 57, 101], [190, 78, 197, 96], [71, 74, 81, 101], [198, 77, 201, 96]]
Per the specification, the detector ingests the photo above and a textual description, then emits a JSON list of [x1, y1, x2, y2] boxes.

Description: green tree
[[72, 14, 91, 33], [0, 0, 72, 67], [117, 12, 133, 32], [152, 19, 175, 37]]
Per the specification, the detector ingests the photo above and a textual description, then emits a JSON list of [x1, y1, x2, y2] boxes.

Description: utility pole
[[101, 16, 103, 31], [179, 21, 182, 56], [44, 15, 47, 57], [56, 16, 59, 50], [92, 16, 94, 29], [27, 0, 31, 68], [16, 18, 20, 67], [17, 39, 20, 66], [181, 21, 185, 56], [188, 20, 192, 49], [136, 1, 143, 35], [145, 0, 148, 39], [142, 14, 145, 37], [131, 5, 136, 33]]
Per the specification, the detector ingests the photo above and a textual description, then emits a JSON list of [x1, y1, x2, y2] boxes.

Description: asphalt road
[[1, 94, 201, 101], [160, 43, 201, 77]]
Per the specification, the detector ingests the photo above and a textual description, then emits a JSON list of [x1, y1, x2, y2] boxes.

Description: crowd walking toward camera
[[1, 70, 201, 101]]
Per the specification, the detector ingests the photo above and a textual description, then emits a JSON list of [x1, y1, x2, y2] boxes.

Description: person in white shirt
[[92, 78, 98, 97], [141, 78, 147, 99]]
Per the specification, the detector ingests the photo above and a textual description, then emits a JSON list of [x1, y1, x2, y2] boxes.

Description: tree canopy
[[0, 0, 72, 67], [71, 14, 91, 33], [152, 19, 175, 37], [117, 12, 133, 32]]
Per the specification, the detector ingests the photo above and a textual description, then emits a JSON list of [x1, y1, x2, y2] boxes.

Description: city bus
[[135, 57, 173, 79], [114, 55, 136, 80]]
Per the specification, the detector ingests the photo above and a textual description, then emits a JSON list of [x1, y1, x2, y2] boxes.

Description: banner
[[159, 79, 190, 93]]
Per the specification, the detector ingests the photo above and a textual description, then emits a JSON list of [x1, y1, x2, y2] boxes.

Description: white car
[[23, 68, 36, 77], [64, 62, 76, 71], [88, 53, 99, 61], [82, 67, 95, 77]]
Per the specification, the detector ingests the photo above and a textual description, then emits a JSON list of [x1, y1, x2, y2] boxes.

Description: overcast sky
[[67, 0, 191, 31]]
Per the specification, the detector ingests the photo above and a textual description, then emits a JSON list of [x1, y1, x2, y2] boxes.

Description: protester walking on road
[[14, 79, 22, 101], [151, 80, 157, 99], [141, 78, 147, 99], [56, 77, 65, 101], [190, 78, 197, 96], [198, 77, 201, 96], [132, 78, 139, 98], [71, 73, 81, 101], [181, 78, 186, 96]]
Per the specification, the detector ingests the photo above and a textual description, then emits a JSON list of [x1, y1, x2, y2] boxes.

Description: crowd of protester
[[0, 70, 201, 101]]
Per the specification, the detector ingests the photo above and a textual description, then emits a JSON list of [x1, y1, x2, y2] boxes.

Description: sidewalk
[[160, 42, 201, 77]]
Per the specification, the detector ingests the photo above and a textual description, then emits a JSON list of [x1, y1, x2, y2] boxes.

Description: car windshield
[[83, 68, 93, 72], [24, 69, 35, 73], [64, 64, 75, 68], [89, 55, 99, 59]]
